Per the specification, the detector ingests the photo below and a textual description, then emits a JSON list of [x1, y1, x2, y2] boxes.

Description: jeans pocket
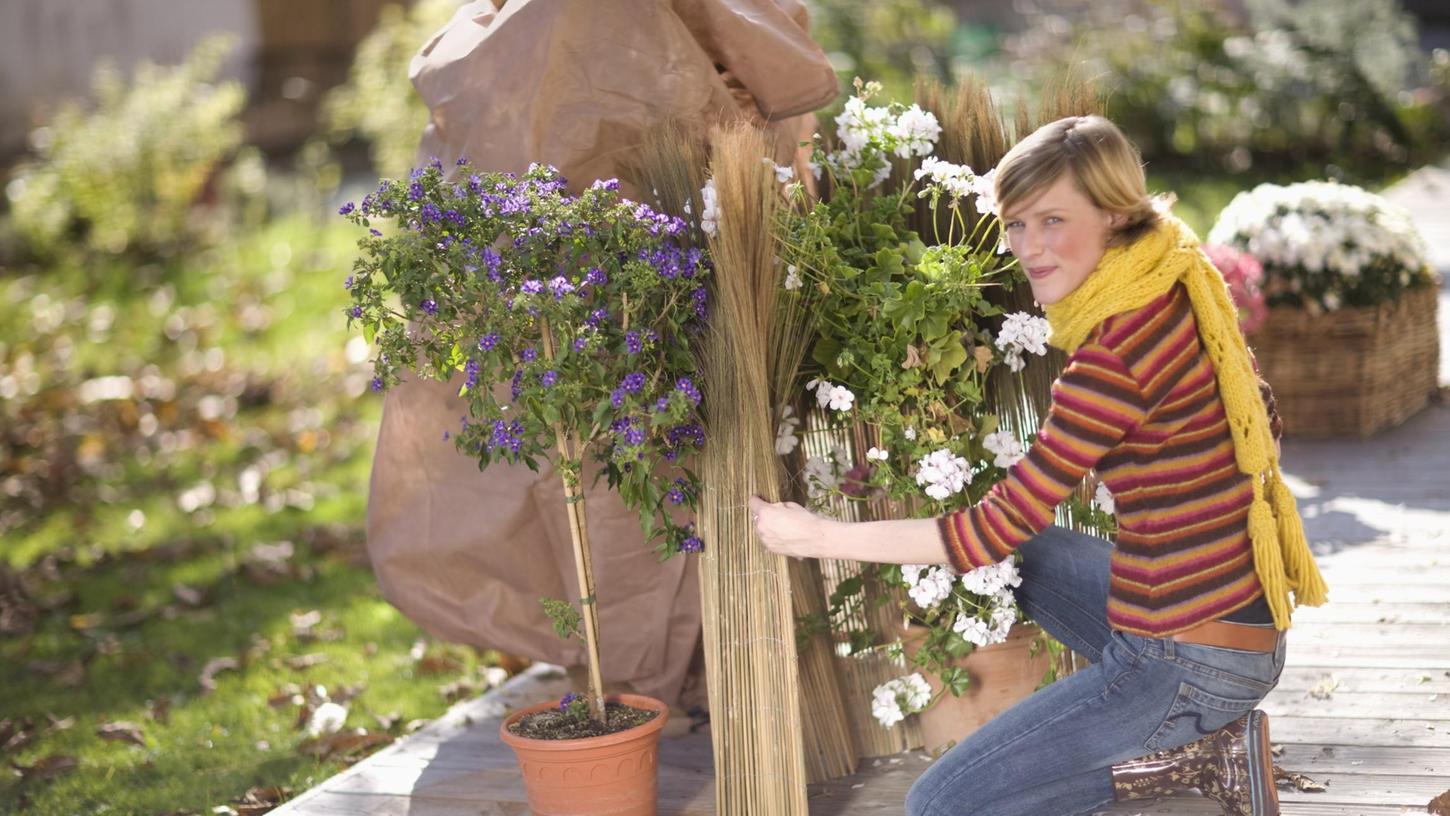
[[1144, 681, 1259, 753], [1167, 640, 1282, 695]]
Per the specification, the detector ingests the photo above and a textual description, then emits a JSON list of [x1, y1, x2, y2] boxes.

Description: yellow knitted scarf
[[1043, 215, 1327, 629]]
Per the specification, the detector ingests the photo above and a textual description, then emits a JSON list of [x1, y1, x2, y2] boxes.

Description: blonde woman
[[750, 115, 1326, 816]]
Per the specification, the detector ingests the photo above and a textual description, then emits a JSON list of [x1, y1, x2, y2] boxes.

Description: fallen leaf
[[438, 677, 478, 703], [1428, 788, 1450, 816], [290, 610, 321, 640], [173, 585, 205, 607], [374, 712, 402, 731], [267, 685, 302, 708], [1273, 765, 1327, 792], [283, 653, 329, 670], [233, 784, 290, 815], [973, 345, 993, 374], [96, 721, 146, 747], [1307, 675, 1338, 700], [416, 652, 463, 675], [2, 719, 36, 755], [13, 754, 79, 781], [297, 728, 391, 762], [199, 657, 240, 695], [44, 715, 74, 734], [148, 697, 172, 725]]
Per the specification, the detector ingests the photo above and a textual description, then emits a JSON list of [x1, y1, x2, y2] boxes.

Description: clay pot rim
[[498, 692, 669, 751]]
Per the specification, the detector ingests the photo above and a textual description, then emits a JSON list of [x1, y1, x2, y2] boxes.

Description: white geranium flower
[[784, 264, 803, 291], [971, 168, 998, 216], [775, 405, 801, 456], [866, 446, 890, 462], [915, 449, 971, 501], [699, 179, 720, 237], [889, 104, 941, 158], [960, 559, 1021, 597], [803, 455, 839, 498], [871, 684, 905, 728], [981, 430, 1025, 469], [1094, 480, 1115, 514], [871, 673, 932, 728], [906, 565, 956, 609], [827, 385, 856, 412], [903, 426, 917, 441], [994, 312, 1051, 372], [914, 157, 975, 199]]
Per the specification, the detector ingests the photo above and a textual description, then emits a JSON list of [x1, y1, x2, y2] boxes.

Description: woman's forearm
[[823, 516, 952, 565]]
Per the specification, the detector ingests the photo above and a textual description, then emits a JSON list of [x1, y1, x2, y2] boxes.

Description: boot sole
[[1248, 710, 1281, 816]]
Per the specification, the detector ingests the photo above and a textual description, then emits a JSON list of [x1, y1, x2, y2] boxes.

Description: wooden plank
[[1263, 691, 1450, 721], [1272, 666, 1450, 694], [1266, 716, 1450, 747], [1277, 602, 1450, 625], [1274, 743, 1450, 776]]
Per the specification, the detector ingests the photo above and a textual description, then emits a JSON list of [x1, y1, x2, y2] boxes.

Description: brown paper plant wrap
[[340, 161, 711, 724]]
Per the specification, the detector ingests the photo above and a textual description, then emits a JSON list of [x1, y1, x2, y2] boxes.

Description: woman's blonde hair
[[994, 115, 1169, 247]]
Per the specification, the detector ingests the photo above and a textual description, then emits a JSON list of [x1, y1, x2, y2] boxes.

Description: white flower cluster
[[1094, 480, 1115, 515], [807, 378, 856, 413], [915, 448, 971, 501], [914, 160, 997, 215], [994, 312, 1051, 372], [981, 430, 1025, 469], [783, 264, 803, 291], [822, 95, 941, 190], [802, 444, 850, 498], [1208, 180, 1431, 312], [775, 405, 801, 456], [959, 558, 1022, 597], [871, 672, 932, 728], [901, 564, 956, 609], [953, 594, 1018, 648], [699, 179, 720, 238]]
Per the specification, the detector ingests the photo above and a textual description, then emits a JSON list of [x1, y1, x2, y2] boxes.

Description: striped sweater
[[938, 284, 1267, 636]]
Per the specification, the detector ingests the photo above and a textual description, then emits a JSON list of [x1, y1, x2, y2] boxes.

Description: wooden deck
[[272, 399, 1450, 815]]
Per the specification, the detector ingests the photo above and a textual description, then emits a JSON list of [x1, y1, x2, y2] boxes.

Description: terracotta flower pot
[[902, 622, 1052, 756], [499, 693, 669, 816]]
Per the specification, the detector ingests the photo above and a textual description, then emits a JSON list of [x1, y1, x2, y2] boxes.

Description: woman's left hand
[[748, 496, 833, 560]]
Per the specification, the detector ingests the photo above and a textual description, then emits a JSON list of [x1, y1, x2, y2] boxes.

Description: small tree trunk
[[539, 318, 606, 722]]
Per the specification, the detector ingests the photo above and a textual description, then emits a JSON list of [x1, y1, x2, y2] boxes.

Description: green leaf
[[928, 337, 968, 382], [942, 666, 972, 697]]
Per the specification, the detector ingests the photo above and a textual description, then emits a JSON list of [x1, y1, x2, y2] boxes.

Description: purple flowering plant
[[342, 159, 709, 721]]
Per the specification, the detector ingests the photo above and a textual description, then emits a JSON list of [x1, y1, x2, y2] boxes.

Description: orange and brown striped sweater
[[938, 284, 1270, 637]]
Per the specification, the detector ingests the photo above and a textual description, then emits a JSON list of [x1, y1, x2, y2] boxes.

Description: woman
[[749, 115, 1327, 816]]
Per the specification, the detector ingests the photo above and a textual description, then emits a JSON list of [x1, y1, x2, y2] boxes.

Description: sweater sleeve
[[938, 341, 1148, 572]]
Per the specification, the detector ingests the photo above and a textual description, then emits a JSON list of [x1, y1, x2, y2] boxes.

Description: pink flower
[[1205, 244, 1268, 335]]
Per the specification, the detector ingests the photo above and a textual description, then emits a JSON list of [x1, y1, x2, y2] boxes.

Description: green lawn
[[0, 214, 512, 814]]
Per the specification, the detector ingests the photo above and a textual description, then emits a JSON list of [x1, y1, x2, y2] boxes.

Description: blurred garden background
[[2, 0, 1449, 813]]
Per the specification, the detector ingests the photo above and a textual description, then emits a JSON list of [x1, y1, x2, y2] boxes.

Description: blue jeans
[[905, 525, 1286, 816]]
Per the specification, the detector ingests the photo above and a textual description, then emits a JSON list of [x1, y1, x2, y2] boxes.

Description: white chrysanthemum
[[1094, 480, 1115, 514], [915, 449, 971, 501], [699, 179, 720, 237], [981, 430, 1025, 469], [783, 264, 803, 291], [775, 405, 801, 456]]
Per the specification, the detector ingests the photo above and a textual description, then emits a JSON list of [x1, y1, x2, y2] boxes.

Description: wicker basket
[[1250, 285, 1441, 438]]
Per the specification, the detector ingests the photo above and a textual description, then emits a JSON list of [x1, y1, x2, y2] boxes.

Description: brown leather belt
[[1171, 620, 1281, 652]]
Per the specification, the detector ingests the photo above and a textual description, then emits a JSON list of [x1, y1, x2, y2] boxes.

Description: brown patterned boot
[[1111, 709, 1280, 816]]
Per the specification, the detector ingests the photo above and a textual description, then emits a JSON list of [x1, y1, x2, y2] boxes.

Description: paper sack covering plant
[[341, 159, 708, 726]]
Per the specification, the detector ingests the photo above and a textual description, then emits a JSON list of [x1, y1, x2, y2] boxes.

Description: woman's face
[[1001, 173, 1120, 305]]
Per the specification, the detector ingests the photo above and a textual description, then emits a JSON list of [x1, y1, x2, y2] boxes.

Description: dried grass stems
[[674, 120, 817, 812]]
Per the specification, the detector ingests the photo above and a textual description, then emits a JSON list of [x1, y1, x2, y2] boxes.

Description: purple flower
[[421, 299, 438, 316], [625, 331, 642, 355], [521, 347, 538, 363], [549, 276, 575, 300], [621, 373, 646, 393], [443, 430, 451, 441], [428, 156, 443, 171], [520, 280, 544, 295], [680, 527, 703, 553], [369, 228, 382, 237], [371, 377, 384, 392], [675, 377, 701, 406], [572, 337, 588, 353], [625, 427, 646, 445], [611, 388, 625, 408], [560, 692, 581, 710], [338, 202, 355, 216], [692, 288, 708, 318], [584, 267, 608, 287], [420, 202, 442, 223], [586, 308, 609, 328], [511, 370, 524, 400], [481, 247, 503, 281], [409, 182, 425, 201], [591, 178, 621, 191], [479, 333, 499, 351], [541, 370, 558, 387], [464, 357, 480, 390], [343, 276, 354, 290], [349, 305, 363, 319], [667, 486, 685, 505], [456, 157, 469, 166], [655, 396, 671, 413]]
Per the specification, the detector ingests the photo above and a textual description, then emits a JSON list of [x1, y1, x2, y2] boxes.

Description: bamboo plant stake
[[698, 122, 809, 816], [538, 316, 607, 720]]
